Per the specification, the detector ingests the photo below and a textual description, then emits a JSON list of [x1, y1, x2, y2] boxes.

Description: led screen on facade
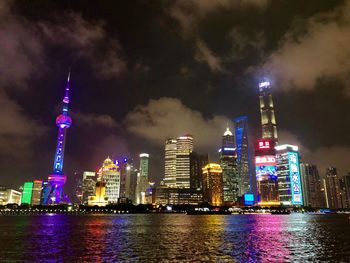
[[256, 165, 278, 181], [287, 152, 303, 205]]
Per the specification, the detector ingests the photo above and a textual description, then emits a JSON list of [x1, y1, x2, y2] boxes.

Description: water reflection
[[0, 214, 349, 262]]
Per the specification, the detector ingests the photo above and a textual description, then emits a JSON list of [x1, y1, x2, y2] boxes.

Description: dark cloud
[[260, 0, 350, 93], [279, 130, 350, 177], [167, 0, 270, 37], [124, 97, 230, 153], [71, 111, 118, 128], [0, 0, 44, 87], [194, 39, 224, 73], [39, 13, 126, 78]]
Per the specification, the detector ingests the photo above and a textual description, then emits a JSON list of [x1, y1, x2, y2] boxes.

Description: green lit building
[[21, 182, 34, 205]]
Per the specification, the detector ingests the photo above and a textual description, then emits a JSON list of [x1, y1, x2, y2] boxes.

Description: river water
[[0, 214, 349, 262]]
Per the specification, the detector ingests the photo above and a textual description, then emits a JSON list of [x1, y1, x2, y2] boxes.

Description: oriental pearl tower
[[44, 73, 72, 204]]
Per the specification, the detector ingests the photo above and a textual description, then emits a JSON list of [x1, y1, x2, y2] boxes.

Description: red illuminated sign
[[255, 155, 276, 166], [259, 140, 270, 149]]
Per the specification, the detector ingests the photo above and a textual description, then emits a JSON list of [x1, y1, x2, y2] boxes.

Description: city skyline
[[1, 0, 350, 196]]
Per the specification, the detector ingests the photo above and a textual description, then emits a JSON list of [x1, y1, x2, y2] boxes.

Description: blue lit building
[[233, 116, 253, 197], [275, 144, 303, 206], [42, 73, 72, 205]]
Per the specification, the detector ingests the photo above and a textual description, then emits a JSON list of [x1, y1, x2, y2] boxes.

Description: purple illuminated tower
[[44, 73, 72, 204]]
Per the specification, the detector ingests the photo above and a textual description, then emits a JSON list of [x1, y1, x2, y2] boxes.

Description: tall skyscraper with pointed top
[[43, 73, 72, 204], [259, 81, 278, 143], [219, 126, 238, 204]]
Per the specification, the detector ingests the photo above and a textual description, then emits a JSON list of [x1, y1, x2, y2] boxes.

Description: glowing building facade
[[324, 167, 341, 209], [300, 163, 323, 207], [0, 187, 22, 206], [43, 73, 72, 205], [31, 180, 43, 206], [275, 144, 303, 206], [163, 135, 194, 189], [259, 81, 278, 142], [190, 152, 208, 190], [152, 188, 203, 205], [234, 116, 253, 196], [255, 139, 279, 206], [121, 159, 138, 203], [202, 163, 223, 206], [163, 139, 177, 187], [21, 182, 33, 205], [88, 181, 108, 206], [219, 127, 238, 204], [82, 172, 96, 205], [136, 153, 150, 204], [99, 157, 120, 204], [340, 174, 350, 209], [176, 135, 193, 188]]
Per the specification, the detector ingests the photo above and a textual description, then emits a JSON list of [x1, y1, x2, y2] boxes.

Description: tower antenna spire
[[43, 73, 73, 205]]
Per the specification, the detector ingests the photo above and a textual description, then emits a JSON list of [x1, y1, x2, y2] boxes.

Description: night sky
[[1, 0, 350, 197]]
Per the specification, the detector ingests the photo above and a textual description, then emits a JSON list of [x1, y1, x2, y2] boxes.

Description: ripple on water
[[0, 214, 349, 262]]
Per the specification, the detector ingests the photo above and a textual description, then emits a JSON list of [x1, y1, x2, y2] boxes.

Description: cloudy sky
[[1, 0, 350, 196]]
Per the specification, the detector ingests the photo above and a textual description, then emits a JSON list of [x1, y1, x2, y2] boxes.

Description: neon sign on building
[[288, 152, 303, 205], [258, 140, 270, 149], [255, 155, 276, 166]]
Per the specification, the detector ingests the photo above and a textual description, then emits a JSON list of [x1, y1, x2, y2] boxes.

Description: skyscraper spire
[[43, 72, 72, 205], [258, 80, 278, 143]]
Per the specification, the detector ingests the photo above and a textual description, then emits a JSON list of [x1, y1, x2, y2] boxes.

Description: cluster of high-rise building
[[151, 129, 248, 206], [254, 81, 350, 209], [1, 74, 350, 210], [81, 154, 151, 206]]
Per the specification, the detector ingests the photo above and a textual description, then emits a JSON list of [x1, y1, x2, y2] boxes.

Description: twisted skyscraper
[[43, 73, 72, 204], [259, 81, 278, 143]]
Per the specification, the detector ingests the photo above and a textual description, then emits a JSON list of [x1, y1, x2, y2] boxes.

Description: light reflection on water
[[0, 214, 349, 262]]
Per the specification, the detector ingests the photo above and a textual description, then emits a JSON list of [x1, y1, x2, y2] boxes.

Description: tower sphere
[[56, 114, 72, 128]]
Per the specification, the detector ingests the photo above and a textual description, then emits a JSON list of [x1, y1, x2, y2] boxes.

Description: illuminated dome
[[102, 157, 118, 171], [103, 157, 113, 166], [223, 127, 233, 136], [56, 114, 72, 128]]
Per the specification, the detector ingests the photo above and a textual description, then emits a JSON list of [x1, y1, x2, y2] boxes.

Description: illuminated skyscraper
[[324, 167, 341, 209], [190, 152, 208, 190], [176, 135, 193, 188], [234, 116, 253, 196], [99, 157, 120, 204], [82, 172, 96, 205], [136, 153, 150, 204], [255, 139, 279, 205], [31, 180, 43, 206], [300, 164, 323, 207], [275, 144, 303, 206], [121, 159, 138, 202], [202, 163, 223, 206], [219, 127, 238, 204], [163, 139, 177, 187], [43, 73, 72, 205], [163, 135, 194, 188], [258, 81, 278, 142], [339, 173, 350, 209]]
